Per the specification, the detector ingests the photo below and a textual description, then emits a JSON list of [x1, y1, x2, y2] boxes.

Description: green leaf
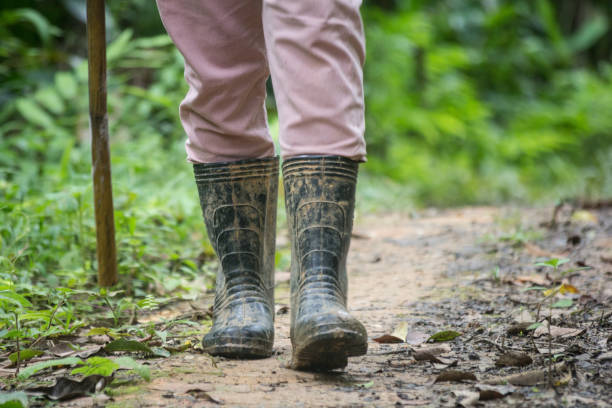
[[0, 290, 32, 308], [115, 356, 151, 381], [527, 322, 543, 331], [17, 357, 82, 380], [6, 8, 60, 44], [34, 87, 65, 115], [551, 299, 573, 308], [55, 72, 78, 100], [568, 14, 608, 52], [107, 29, 134, 63], [86, 327, 111, 336], [428, 330, 462, 342], [71, 357, 119, 377], [534, 258, 570, 269], [19, 311, 52, 321], [0, 391, 28, 408], [104, 339, 167, 357], [15, 99, 53, 128], [150, 347, 171, 358], [9, 349, 43, 363]]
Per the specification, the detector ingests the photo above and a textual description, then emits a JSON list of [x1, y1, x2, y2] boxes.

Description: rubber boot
[[283, 156, 368, 370], [194, 157, 278, 358]]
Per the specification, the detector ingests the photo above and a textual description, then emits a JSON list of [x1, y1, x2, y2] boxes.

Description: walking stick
[[87, 0, 118, 287]]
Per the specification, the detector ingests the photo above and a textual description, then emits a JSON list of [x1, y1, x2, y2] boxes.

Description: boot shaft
[[282, 156, 358, 313], [194, 157, 279, 312]]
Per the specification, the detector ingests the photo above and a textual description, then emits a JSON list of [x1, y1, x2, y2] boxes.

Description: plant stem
[[103, 295, 119, 327], [14, 313, 20, 377]]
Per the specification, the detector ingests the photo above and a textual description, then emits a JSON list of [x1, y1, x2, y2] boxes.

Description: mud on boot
[[194, 157, 278, 358], [283, 156, 368, 370]]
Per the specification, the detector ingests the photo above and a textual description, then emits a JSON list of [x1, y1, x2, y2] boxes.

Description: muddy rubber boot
[[194, 157, 278, 358], [283, 156, 368, 370]]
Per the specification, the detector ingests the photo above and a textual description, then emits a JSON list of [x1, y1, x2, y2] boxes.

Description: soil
[[43, 206, 612, 406]]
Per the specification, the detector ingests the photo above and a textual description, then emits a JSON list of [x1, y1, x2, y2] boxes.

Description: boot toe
[[291, 310, 368, 370], [203, 323, 273, 358]]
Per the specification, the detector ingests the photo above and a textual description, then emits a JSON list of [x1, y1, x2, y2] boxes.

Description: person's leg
[[263, 0, 366, 162], [263, 0, 368, 369], [157, 0, 274, 163], [157, 0, 277, 358]]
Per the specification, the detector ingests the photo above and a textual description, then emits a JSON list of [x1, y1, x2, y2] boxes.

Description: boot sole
[[203, 337, 273, 359], [291, 327, 367, 371]]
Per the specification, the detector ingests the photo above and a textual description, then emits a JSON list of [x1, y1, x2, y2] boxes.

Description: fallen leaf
[[413, 344, 456, 366], [513, 275, 549, 286], [373, 334, 404, 344], [484, 362, 567, 386], [478, 389, 504, 401], [453, 390, 479, 407], [428, 330, 461, 342], [533, 324, 584, 339], [391, 322, 409, 341], [525, 243, 566, 260], [435, 370, 477, 383], [26, 375, 111, 401], [536, 345, 565, 355], [413, 351, 454, 365], [186, 389, 223, 404], [476, 384, 516, 401], [558, 283, 579, 294], [543, 283, 579, 297], [405, 330, 429, 345], [495, 351, 532, 367], [511, 309, 534, 323], [49, 343, 102, 359], [373, 322, 411, 343]]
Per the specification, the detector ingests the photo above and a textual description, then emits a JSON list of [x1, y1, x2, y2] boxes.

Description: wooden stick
[[87, 0, 118, 287]]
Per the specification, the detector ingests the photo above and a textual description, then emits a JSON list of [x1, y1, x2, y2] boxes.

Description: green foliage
[[427, 330, 462, 342], [0, 391, 28, 408], [362, 1, 612, 204], [71, 356, 119, 377], [17, 357, 82, 380]]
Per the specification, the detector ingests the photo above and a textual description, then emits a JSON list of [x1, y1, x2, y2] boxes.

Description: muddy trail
[[54, 206, 612, 406]]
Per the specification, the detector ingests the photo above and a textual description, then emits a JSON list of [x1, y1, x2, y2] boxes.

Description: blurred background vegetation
[[1, 0, 611, 298]]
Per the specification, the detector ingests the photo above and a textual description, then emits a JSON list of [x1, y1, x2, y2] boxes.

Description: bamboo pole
[[87, 0, 118, 287]]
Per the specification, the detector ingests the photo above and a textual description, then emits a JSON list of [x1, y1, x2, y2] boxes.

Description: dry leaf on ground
[[495, 351, 533, 367], [533, 324, 584, 339], [453, 390, 480, 407], [484, 362, 567, 386]]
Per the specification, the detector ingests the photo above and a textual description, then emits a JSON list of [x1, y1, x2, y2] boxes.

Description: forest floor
[[7, 205, 612, 407]]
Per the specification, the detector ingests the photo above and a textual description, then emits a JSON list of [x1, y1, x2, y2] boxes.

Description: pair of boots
[[194, 156, 367, 370]]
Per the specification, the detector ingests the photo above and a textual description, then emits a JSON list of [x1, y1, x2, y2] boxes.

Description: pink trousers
[[156, 0, 366, 163]]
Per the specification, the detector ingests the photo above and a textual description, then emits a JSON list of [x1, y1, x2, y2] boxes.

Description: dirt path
[[66, 206, 611, 407]]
